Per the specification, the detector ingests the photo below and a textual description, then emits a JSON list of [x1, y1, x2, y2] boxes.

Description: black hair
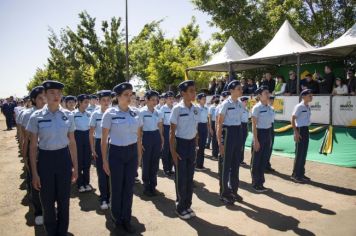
[[276, 75, 285, 82]]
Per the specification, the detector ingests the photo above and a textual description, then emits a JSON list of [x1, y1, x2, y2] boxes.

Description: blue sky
[[0, 0, 218, 97]]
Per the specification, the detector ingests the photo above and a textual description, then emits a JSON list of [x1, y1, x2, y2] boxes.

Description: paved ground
[[0, 116, 356, 236]]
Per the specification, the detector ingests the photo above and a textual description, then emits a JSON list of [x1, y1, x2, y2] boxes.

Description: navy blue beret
[[77, 94, 90, 101], [227, 80, 241, 90], [159, 93, 166, 99], [300, 89, 312, 96], [212, 94, 220, 100], [111, 92, 117, 98], [145, 90, 159, 99], [175, 94, 181, 99], [30, 86, 45, 99], [178, 80, 195, 92], [42, 80, 64, 90], [23, 95, 30, 100], [97, 90, 112, 99], [221, 91, 231, 97], [90, 94, 98, 99], [113, 82, 133, 94], [61, 96, 66, 102], [255, 86, 269, 94], [240, 96, 249, 102], [64, 95, 76, 102], [166, 91, 175, 97], [196, 93, 206, 100]]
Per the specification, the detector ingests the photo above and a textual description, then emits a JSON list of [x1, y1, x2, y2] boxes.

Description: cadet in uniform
[[266, 95, 276, 172], [156, 93, 166, 110], [89, 90, 111, 210], [159, 91, 175, 176], [196, 93, 209, 170], [101, 82, 141, 233], [240, 96, 249, 166], [73, 94, 92, 193], [291, 89, 313, 183], [65, 95, 77, 112], [26, 80, 78, 236], [21, 86, 46, 225], [208, 95, 220, 160], [138, 90, 163, 196], [170, 80, 199, 220], [87, 94, 98, 113], [217, 80, 244, 204], [251, 86, 274, 192]]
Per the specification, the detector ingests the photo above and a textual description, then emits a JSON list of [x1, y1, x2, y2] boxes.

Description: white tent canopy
[[188, 36, 252, 72], [238, 20, 317, 66], [310, 23, 356, 56]]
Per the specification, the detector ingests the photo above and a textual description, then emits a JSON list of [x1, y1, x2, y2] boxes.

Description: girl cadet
[[217, 80, 244, 205], [89, 90, 111, 210], [250, 86, 274, 193], [291, 89, 313, 183], [65, 95, 77, 112], [196, 93, 209, 170], [87, 94, 98, 113], [26, 80, 78, 236], [73, 94, 92, 193], [170, 80, 199, 220], [21, 86, 46, 226], [160, 91, 175, 176], [208, 94, 220, 160], [139, 90, 164, 196], [240, 96, 249, 166], [101, 82, 141, 233]]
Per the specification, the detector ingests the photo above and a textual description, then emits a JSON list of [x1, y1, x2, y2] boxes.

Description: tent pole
[[228, 62, 233, 82], [296, 54, 301, 94]]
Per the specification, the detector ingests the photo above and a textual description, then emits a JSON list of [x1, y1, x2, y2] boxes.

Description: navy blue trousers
[[95, 138, 110, 203], [292, 127, 309, 178], [211, 121, 219, 158], [175, 137, 195, 213], [109, 143, 137, 224], [266, 123, 275, 168], [75, 130, 91, 188], [162, 125, 173, 172], [196, 122, 208, 168], [251, 129, 271, 187], [219, 125, 242, 196], [38, 147, 72, 236], [241, 122, 248, 163], [142, 130, 161, 191]]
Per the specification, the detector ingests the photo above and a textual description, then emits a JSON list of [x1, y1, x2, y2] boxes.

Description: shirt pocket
[[38, 121, 52, 129]]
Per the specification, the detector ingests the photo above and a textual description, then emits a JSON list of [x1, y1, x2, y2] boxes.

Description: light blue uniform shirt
[[16, 107, 27, 125], [218, 97, 243, 126], [251, 102, 274, 129], [101, 107, 141, 146], [26, 105, 75, 150], [86, 104, 97, 114], [73, 109, 91, 131], [292, 102, 311, 127], [198, 105, 208, 123], [139, 106, 162, 131], [89, 109, 104, 139], [241, 107, 249, 123], [208, 105, 217, 122], [21, 107, 37, 128], [170, 101, 200, 140], [160, 104, 173, 126]]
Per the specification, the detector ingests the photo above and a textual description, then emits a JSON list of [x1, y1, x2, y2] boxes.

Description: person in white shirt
[[332, 78, 348, 95]]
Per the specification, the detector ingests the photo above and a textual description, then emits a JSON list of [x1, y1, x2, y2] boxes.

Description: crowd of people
[[0, 76, 319, 235], [207, 66, 356, 96]]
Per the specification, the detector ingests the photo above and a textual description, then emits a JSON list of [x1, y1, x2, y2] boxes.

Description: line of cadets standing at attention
[[14, 78, 313, 235]]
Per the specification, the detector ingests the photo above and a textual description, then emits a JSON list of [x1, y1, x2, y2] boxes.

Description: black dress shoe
[[122, 221, 135, 234], [230, 193, 243, 202], [265, 166, 275, 173], [302, 175, 311, 181], [164, 171, 171, 176], [169, 170, 175, 175]]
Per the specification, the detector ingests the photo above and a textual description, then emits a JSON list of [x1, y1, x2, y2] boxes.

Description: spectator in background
[[317, 65, 335, 94], [215, 79, 225, 94], [332, 78, 348, 95], [346, 68, 356, 95], [245, 78, 257, 94], [274, 75, 286, 95], [240, 78, 247, 94], [260, 72, 276, 93], [301, 74, 319, 94], [208, 78, 217, 95], [284, 70, 298, 95]]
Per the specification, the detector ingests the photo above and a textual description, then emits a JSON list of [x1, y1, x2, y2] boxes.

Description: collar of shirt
[[41, 104, 67, 116]]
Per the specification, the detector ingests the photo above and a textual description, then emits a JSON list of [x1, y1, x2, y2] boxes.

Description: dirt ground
[[0, 116, 356, 236]]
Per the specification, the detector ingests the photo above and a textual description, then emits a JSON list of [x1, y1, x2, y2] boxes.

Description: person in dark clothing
[[2, 97, 16, 130], [317, 65, 335, 94], [208, 78, 217, 95], [284, 70, 298, 95], [245, 78, 258, 95], [346, 69, 356, 95], [260, 72, 276, 93], [301, 74, 319, 94]]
